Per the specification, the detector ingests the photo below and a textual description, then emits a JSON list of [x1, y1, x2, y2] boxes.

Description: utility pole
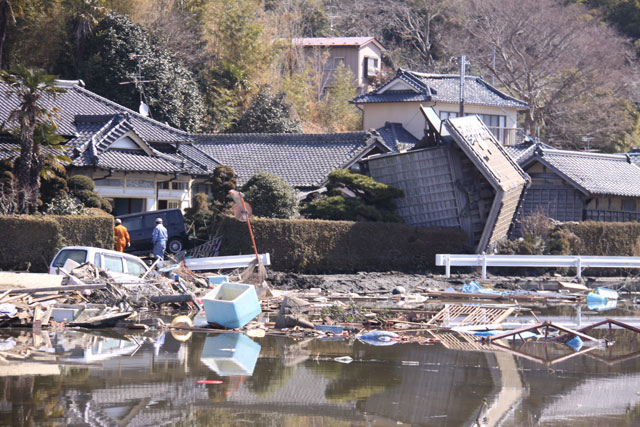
[[459, 55, 466, 117]]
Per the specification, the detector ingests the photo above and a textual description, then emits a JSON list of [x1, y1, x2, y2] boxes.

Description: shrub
[[99, 197, 113, 214], [241, 171, 298, 219], [301, 170, 404, 222], [67, 175, 95, 192], [44, 195, 86, 215], [217, 216, 468, 273], [0, 212, 113, 272], [185, 193, 213, 240], [209, 165, 237, 215]]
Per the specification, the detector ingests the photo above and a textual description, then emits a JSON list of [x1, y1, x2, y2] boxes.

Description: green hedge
[[552, 222, 640, 256], [0, 210, 113, 272], [217, 217, 468, 273]]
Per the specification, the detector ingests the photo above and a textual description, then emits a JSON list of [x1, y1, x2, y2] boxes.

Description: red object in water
[[197, 380, 223, 385]]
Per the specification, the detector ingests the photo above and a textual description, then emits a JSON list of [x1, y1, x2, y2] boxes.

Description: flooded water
[[1, 315, 640, 426]]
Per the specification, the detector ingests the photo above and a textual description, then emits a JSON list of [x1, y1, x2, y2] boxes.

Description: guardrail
[[185, 253, 271, 271], [435, 254, 640, 279]]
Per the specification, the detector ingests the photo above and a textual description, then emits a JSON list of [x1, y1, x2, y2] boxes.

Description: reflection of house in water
[[537, 373, 640, 424], [358, 345, 500, 426]]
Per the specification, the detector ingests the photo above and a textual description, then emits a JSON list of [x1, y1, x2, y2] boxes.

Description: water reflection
[[0, 328, 639, 426], [200, 333, 261, 376]]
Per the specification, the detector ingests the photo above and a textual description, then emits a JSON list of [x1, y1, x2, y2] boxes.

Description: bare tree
[[444, 0, 638, 150]]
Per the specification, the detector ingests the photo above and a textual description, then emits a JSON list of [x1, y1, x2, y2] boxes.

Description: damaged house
[[365, 109, 529, 253]]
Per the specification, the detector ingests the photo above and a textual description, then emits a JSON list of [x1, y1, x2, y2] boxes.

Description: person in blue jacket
[[152, 218, 168, 260]]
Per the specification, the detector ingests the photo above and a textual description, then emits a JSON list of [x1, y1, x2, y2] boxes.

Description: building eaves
[[532, 148, 640, 198]]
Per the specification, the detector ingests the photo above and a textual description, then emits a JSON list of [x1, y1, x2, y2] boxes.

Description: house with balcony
[[292, 37, 385, 92], [353, 69, 530, 146]]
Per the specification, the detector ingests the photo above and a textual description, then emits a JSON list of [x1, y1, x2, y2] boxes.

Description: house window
[[622, 199, 637, 212], [172, 182, 187, 190], [95, 178, 123, 187], [440, 111, 459, 120], [194, 183, 211, 194], [158, 182, 170, 190], [127, 179, 154, 188], [167, 201, 181, 209], [365, 57, 379, 76]]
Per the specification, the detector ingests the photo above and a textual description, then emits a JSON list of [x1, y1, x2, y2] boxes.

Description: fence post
[[445, 257, 451, 278], [482, 255, 487, 279], [576, 256, 582, 279]]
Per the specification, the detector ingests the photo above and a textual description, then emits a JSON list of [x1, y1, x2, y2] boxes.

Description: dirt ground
[[268, 270, 639, 294]]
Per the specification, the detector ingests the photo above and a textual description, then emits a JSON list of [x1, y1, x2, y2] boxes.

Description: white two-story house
[[292, 37, 385, 92], [353, 69, 530, 146]]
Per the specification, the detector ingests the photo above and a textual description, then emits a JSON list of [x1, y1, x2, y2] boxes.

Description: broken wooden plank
[[7, 284, 107, 294]]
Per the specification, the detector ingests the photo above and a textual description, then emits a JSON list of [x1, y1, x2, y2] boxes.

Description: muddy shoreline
[[268, 270, 639, 294]]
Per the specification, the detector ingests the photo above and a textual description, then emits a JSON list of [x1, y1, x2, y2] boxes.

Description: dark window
[[122, 216, 144, 231], [622, 199, 636, 212], [52, 249, 87, 268]]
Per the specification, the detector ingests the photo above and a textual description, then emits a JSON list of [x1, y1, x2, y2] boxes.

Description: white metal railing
[[485, 126, 525, 146], [184, 254, 271, 271], [435, 254, 640, 279]]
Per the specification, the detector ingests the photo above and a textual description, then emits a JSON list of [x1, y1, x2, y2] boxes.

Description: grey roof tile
[[534, 148, 640, 197], [192, 131, 387, 187], [76, 149, 183, 173], [354, 69, 529, 109], [0, 80, 190, 143], [375, 123, 418, 152]]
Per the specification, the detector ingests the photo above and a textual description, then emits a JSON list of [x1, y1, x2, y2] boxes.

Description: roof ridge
[[179, 143, 222, 169], [95, 117, 133, 154], [541, 147, 627, 161], [70, 85, 189, 137], [194, 131, 367, 138]]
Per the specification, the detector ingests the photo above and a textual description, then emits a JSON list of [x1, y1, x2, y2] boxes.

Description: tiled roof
[[444, 116, 529, 250], [176, 143, 220, 173], [0, 80, 190, 143], [354, 69, 529, 109], [292, 37, 383, 49], [192, 131, 388, 187], [375, 123, 418, 152], [90, 149, 183, 173], [0, 138, 65, 161], [529, 147, 640, 198]]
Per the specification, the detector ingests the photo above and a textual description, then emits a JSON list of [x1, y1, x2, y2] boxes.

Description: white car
[[49, 246, 149, 278]]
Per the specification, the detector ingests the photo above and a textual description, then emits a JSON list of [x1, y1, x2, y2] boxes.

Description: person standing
[[152, 218, 168, 260], [114, 218, 130, 252]]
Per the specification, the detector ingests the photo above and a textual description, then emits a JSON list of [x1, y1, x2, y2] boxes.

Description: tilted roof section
[[0, 80, 190, 143], [353, 69, 529, 109], [525, 147, 640, 198], [375, 123, 418, 152], [445, 116, 530, 251], [292, 37, 385, 50], [192, 131, 389, 187]]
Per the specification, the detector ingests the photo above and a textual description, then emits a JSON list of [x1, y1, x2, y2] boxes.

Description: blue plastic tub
[[202, 282, 262, 329], [200, 333, 261, 376], [207, 275, 230, 285]]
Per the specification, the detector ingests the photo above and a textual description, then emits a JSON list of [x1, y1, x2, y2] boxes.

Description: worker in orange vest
[[114, 218, 131, 252]]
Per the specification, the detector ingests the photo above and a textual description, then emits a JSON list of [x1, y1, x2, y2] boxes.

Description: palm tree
[[1, 65, 65, 213]]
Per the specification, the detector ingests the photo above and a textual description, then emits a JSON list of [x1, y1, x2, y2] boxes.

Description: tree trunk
[[0, 1, 8, 70], [16, 109, 37, 213]]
